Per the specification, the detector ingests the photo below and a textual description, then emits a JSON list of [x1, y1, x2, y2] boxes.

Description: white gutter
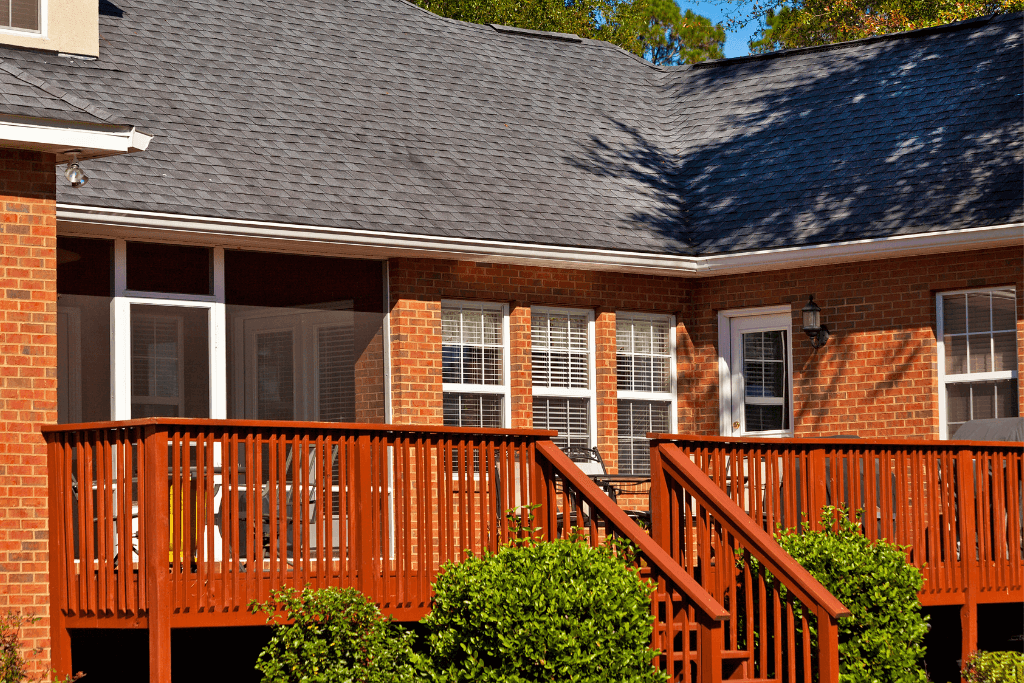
[[55, 204, 1023, 278], [0, 115, 152, 162]]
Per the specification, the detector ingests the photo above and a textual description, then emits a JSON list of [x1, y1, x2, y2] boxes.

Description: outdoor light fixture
[[63, 151, 89, 188], [801, 294, 830, 348]]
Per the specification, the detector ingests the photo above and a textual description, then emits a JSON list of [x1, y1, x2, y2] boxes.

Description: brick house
[[0, 0, 1020, 679]]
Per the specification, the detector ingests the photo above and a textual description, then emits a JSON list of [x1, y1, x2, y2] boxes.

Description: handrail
[[649, 432, 1021, 450], [658, 442, 850, 620], [534, 440, 729, 621]]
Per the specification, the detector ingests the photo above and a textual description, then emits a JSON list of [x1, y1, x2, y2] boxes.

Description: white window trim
[[111, 238, 227, 421], [616, 311, 678, 434], [440, 300, 511, 428], [530, 305, 597, 447], [936, 286, 1019, 439], [717, 305, 794, 437]]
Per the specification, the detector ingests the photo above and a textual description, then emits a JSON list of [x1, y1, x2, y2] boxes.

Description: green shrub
[[962, 651, 1024, 683], [1, 612, 35, 683], [250, 586, 421, 683], [422, 538, 666, 683], [776, 507, 929, 683]]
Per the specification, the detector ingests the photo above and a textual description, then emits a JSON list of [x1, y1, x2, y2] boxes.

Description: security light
[[63, 151, 89, 188]]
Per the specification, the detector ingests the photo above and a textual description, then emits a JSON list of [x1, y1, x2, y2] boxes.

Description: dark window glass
[[126, 242, 212, 295], [57, 237, 112, 297], [5, 0, 39, 30]]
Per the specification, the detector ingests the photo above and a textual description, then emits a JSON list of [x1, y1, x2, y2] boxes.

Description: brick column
[[594, 309, 617, 469], [388, 296, 443, 425], [509, 303, 532, 429], [0, 149, 57, 676]]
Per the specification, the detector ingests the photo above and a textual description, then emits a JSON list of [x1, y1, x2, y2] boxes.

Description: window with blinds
[[441, 301, 508, 429], [616, 313, 675, 475], [2, 0, 39, 31], [532, 308, 594, 450], [939, 288, 1019, 438]]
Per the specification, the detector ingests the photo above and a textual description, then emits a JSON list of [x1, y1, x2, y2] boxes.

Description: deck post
[[956, 448, 978, 677], [143, 426, 172, 683], [46, 436, 72, 679], [649, 440, 670, 551], [697, 612, 723, 683], [817, 606, 840, 683]]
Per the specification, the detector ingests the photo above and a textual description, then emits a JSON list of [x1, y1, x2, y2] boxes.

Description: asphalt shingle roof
[[0, 0, 1019, 256]]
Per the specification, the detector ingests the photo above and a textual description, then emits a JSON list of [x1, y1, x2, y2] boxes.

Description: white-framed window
[[441, 301, 510, 429], [937, 288, 1019, 439], [2, 0, 40, 32], [531, 307, 596, 451], [616, 313, 677, 475], [717, 306, 794, 437]]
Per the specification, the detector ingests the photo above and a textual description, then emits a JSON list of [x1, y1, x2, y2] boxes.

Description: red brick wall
[[0, 150, 57, 675], [389, 248, 1023, 458], [686, 248, 1024, 438]]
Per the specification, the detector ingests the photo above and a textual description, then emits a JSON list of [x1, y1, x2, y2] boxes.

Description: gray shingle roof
[[0, 0, 1019, 256]]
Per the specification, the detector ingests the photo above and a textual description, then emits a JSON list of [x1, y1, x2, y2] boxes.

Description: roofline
[[0, 115, 152, 162], [55, 204, 1022, 277]]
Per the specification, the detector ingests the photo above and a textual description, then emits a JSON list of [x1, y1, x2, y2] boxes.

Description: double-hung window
[[531, 307, 595, 452], [937, 288, 1019, 438], [441, 301, 510, 429], [616, 313, 676, 475]]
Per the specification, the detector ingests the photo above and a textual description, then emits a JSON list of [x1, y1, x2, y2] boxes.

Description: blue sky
[[676, 1, 758, 58]]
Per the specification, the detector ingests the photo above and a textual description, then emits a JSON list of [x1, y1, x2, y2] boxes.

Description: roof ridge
[[0, 58, 117, 122], [686, 12, 1005, 69]]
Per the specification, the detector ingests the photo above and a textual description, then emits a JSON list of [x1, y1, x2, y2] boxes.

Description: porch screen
[[939, 288, 1019, 437]]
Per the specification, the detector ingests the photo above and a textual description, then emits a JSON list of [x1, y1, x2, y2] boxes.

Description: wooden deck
[[42, 420, 1021, 683]]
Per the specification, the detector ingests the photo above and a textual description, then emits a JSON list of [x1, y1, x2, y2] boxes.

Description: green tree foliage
[[962, 651, 1024, 683], [776, 507, 929, 683], [645, 0, 726, 64], [422, 538, 666, 683], [747, 0, 1023, 52], [412, 0, 725, 63], [251, 587, 421, 683]]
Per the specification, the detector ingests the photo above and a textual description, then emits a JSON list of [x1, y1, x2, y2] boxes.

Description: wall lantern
[[801, 294, 830, 348], [63, 150, 89, 188]]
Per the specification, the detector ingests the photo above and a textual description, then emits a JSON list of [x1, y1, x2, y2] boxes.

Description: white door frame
[[717, 305, 794, 437]]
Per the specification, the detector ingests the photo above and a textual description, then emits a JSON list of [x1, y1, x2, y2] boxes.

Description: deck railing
[[45, 420, 735, 683]]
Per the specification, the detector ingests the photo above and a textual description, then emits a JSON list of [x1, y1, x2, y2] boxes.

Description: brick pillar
[[594, 309, 617, 469], [509, 303, 531, 429], [389, 296, 443, 425], [0, 149, 58, 676]]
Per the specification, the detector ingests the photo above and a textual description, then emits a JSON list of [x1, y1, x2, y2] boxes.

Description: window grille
[[939, 288, 1019, 437]]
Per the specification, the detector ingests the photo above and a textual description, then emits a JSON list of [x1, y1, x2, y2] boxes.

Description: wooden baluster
[[956, 448, 979, 675]]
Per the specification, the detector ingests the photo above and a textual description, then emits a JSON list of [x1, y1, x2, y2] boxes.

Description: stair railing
[[533, 440, 729, 683], [651, 440, 850, 683]]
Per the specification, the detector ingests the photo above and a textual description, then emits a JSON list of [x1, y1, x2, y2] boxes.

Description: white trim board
[[0, 116, 152, 161], [56, 204, 1023, 279]]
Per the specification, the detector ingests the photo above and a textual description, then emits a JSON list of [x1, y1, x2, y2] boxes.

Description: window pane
[[993, 332, 1017, 372], [533, 397, 589, 452], [995, 379, 1019, 419], [943, 295, 966, 334], [10, 0, 38, 30], [947, 384, 971, 434], [971, 382, 995, 420], [126, 242, 212, 296], [443, 393, 502, 428], [533, 311, 589, 389], [617, 316, 671, 393], [945, 335, 968, 375], [443, 304, 504, 386], [967, 293, 992, 333], [617, 400, 669, 476], [968, 334, 992, 373], [745, 404, 784, 432], [442, 345, 461, 384], [991, 291, 1016, 331], [130, 304, 209, 419]]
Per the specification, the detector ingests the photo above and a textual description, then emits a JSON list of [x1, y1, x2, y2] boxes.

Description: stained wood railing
[[45, 420, 738, 683], [651, 434, 1024, 672], [646, 441, 850, 683]]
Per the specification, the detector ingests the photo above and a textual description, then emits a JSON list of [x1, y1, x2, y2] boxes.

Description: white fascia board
[[55, 204, 1023, 278], [0, 115, 152, 161]]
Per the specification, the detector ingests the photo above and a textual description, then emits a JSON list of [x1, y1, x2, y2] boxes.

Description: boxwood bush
[[422, 538, 666, 683], [776, 507, 929, 683], [962, 651, 1024, 683], [251, 586, 421, 683]]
